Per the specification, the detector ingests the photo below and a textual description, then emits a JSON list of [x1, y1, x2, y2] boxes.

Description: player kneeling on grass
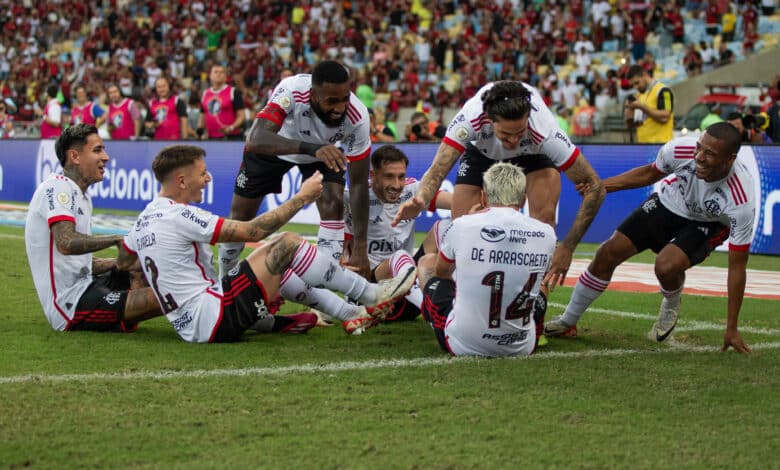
[[118, 145, 415, 343], [417, 163, 556, 357], [25, 123, 163, 332], [544, 122, 754, 354]]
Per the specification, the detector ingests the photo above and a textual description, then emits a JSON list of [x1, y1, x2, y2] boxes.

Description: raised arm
[[50, 220, 123, 255], [722, 249, 751, 354], [217, 172, 323, 243], [392, 143, 460, 226], [602, 163, 665, 193]]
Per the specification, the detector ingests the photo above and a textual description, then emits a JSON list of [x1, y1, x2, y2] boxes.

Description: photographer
[[405, 111, 445, 142], [726, 112, 773, 144], [624, 65, 674, 143]]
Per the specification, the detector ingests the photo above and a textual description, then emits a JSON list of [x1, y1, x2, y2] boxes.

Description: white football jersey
[[25, 175, 95, 331], [653, 137, 756, 249], [123, 198, 225, 343], [443, 81, 580, 170], [439, 207, 556, 357], [258, 74, 371, 164], [344, 178, 440, 268]]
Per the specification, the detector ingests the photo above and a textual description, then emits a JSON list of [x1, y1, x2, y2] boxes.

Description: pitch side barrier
[[1, 140, 779, 255]]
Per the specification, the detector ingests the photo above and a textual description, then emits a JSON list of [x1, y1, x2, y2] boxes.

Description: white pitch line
[[3, 341, 780, 385], [549, 302, 780, 336], [0, 233, 24, 240]]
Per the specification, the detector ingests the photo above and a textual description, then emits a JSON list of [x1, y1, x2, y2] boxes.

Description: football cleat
[[273, 312, 319, 334], [342, 307, 379, 335], [309, 309, 335, 327], [649, 300, 681, 343], [372, 267, 417, 306], [543, 316, 578, 337]]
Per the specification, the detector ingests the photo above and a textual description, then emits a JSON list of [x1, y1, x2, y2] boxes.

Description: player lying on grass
[[232, 145, 452, 335], [545, 122, 753, 354], [25, 123, 163, 332], [417, 163, 556, 357], [118, 144, 416, 343]]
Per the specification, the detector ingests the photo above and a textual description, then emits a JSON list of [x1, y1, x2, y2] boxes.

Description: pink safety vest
[[201, 85, 239, 138], [108, 98, 135, 139], [150, 96, 181, 140]]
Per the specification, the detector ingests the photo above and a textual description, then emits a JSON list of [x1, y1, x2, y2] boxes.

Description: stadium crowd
[[0, 0, 779, 141]]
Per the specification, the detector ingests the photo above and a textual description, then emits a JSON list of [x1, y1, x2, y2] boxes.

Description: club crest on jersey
[[111, 112, 123, 128], [704, 199, 722, 215], [103, 291, 122, 305], [480, 226, 506, 242], [155, 107, 167, 122], [56, 192, 70, 207]]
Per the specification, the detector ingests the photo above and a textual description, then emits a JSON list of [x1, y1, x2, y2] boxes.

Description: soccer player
[[545, 122, 753, 354], [118, 145, 416, 343], [25, 124, 162, 332], [217, 60, 372, 282], [392, 81, 604, 308], [417, 163, 557, 357], [343, 144, 452, 322]]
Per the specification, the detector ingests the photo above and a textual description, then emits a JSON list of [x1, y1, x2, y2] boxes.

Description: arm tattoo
[[246, 196, 306, 240], [52, 221, 121, 255], [419, 145, 461, 203], [265, 236, 301, 275], [562, 158, 605, 250]]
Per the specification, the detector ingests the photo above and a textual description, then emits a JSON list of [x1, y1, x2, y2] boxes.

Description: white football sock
[[288, 241, 377, 305], [660, 282, 684, 310], [317, 220, 345, 262], [388, 250, 416, 276], [560, 269, 609, 326], [279, 270, 360, 321]]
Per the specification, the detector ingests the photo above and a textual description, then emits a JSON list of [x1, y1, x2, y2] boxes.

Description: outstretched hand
[[298, 171, 324, 204], [542, 245, 574, 292], [722, 329, 752, 354], [391, 196, 426, 227]]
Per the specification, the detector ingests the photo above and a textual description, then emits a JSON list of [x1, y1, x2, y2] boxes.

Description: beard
[[311, 100, 347, 127]]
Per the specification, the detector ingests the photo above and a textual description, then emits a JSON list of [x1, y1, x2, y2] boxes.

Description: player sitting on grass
[[25, 123, 163, 333], [417, 162, 556, 357], [118, 144, 416, 343]]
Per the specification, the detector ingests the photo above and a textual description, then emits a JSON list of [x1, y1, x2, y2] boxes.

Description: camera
[[742, 114, 767, 131], [411, 123, 423, 136], [626, 95, 637, 103]]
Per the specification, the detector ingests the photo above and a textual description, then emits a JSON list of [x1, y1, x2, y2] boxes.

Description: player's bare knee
[[654, 259, 685, 286]]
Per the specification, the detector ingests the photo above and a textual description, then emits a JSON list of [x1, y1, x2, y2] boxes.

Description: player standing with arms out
[[119, 145, 415, 343], [417, 163, 556, 357], [393, 81, 604, 320], [545, 123, 753, 353], [25, 124, 162, 332], [218, 60, 373, 282]]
